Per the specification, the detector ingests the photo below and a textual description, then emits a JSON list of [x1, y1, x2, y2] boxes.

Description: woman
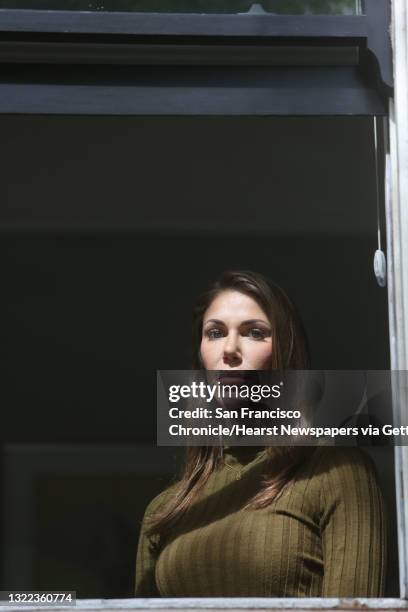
[[135, 270, 387, 597]]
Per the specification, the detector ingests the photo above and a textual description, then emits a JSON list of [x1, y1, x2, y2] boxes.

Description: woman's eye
[[205, 328, 224, 340], [247, 328, 268, 340]]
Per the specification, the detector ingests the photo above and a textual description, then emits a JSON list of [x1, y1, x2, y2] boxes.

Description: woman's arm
[[319, 447, 387, 597], [134, 500, 161, 597], [135, 484, 177, 598]]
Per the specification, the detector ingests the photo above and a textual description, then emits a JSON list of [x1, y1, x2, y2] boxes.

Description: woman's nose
[[223, 333, 242, 366]]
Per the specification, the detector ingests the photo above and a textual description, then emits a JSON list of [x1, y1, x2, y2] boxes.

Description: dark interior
[[1, 115, 398, 596]]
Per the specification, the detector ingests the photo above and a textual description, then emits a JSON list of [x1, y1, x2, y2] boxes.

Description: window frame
[[0, 1, 392, 116], [387, 0, 408, 601], [0, 1, 392, 93], [1, 0, 406, 607]]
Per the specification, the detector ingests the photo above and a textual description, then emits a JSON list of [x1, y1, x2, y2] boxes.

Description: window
[[2, 0, 407, 606]]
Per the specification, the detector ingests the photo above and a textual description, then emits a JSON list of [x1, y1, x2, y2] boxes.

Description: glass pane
[[0, 1, 364, 15]]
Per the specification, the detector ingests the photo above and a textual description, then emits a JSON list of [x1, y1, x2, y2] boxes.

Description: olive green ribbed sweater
[[135, 446, 386, 597]]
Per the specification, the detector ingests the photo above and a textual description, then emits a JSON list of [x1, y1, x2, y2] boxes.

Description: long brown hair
[[146, 270, 312, 544]]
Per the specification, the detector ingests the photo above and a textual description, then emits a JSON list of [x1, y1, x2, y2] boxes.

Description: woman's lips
[[218, 372, 253, 385]]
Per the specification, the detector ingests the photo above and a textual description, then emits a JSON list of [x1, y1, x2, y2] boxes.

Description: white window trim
[[388, 0, 408, 601], [0, 598, 406, 611]]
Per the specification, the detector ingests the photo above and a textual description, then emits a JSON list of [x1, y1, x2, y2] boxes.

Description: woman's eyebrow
[[240, 319, 271, 326], [204, 318, 271, 327], [203, 318, 225, 326]]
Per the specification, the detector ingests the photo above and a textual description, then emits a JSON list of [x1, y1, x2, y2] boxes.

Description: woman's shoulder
[[312, 445, 379, 474], [143, 481, 180, 519], [308, 446, 382, 501]]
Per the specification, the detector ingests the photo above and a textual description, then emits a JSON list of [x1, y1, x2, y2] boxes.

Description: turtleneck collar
[[221, 444, 266, 466]]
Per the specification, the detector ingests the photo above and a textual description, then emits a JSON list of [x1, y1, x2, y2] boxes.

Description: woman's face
[[200, 290, 273, 371]]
